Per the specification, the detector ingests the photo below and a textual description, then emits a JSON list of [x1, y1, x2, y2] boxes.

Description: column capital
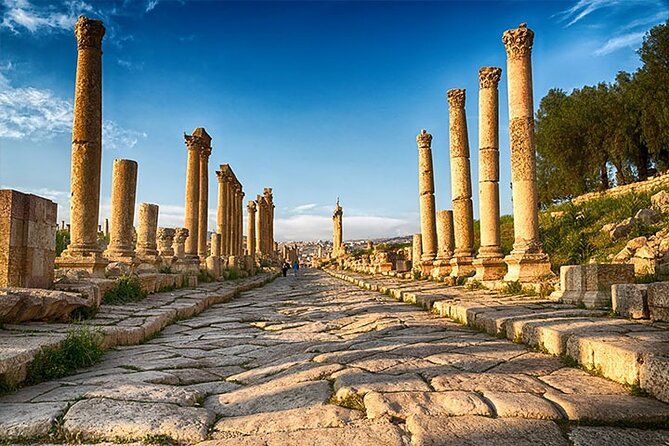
[[74, 16, 105, 49], [184, 134, 202, 151], [447, 89, 466, 108], [479, 67, 502, 89], [247, 200, 257, 212], [502, 23, 534, 59], [416, 129, 432, 149], [200, 146, 212, 158]]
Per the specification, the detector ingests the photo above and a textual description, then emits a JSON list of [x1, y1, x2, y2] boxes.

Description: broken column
[[502, 23, 552, 282], [103, 159, 137, 263], [473, 67, 506, 281], [136, 203, 159, 263], [0, 190, 57, 288], [411, 233, 422, 274], [435, 210, 454, 267], [183, 132, 201, 259], [416, 129, 438, 268], [157, 227, 176, 259], [57, 16, 108, 275], [196, 129, 212, 260], [332, 198, 343, 258], [206, 233, 222, 278], [447, 89, 475, 277], [173, 228, 188, 259]]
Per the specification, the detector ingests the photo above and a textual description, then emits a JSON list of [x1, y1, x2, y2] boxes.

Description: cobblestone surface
[[2, 269, 668, 445]]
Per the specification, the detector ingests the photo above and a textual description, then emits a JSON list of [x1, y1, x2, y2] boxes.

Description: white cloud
[[555, 0, 621, 27], [0, 0, 91, 33], [0, 69, 147, 149], [291, 203, 318, 213], [594, 31, 647, 55], [274, 214, 416, 242], [145, 0, 159, 12]]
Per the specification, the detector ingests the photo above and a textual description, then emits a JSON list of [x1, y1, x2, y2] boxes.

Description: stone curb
[[325, 268, 669, 404], [0, 271, 280, 389]]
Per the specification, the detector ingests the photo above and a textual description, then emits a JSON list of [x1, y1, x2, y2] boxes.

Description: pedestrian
[[293, 259, 299, 276], [281, 262, 290, 277]]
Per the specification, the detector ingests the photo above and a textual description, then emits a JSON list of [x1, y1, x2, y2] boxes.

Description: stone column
[[104, 218, 109, 238], [474, 67, 506, 281], [210, 233, 221, 257], [225, 178, 234, 256], [136, 203, 159, 262], [255, 195, 264, 256], [104, 159, 137, 262], [183, 134, 200, 258], [436, 210, 455, 263], [173, 228, 188, 259], [332, 198, 343, 257], [416, 129, 438, 265], [247, 200, 257, 261], [57, 16, 108, 274], [215, 169, 227, 257], [411, 233, 422, 273], [238, 190, 245, 256], [157, 227, 175, 258], [198, 144, 211, 259], [447, 89, 475, 278], [502, 23, 552, 282]]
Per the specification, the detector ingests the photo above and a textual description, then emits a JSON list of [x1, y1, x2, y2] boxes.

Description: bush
[[103, 276, 147, 304], [55, 229, 70, 256], [198, 269, 215, 283], [504, 280, 523, 295], [226, 268, 240, 280], [26, 326, 104, 384]]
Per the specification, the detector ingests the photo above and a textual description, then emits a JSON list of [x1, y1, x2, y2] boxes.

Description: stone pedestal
[[502, 23, 552, 282], [104, 159, 137, 263], [136, 203, 159, 263], [0, 190, 57, 289], [157, 227, 175, 267], [416, 129, 437, 263], [550, 264, 635, 308], [447, 89, 475, 278], [57, 16, 108, 276], [173, 228, 188, 259]]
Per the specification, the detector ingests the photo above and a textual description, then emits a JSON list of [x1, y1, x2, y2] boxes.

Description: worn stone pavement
[[2, 269, 669, 445]]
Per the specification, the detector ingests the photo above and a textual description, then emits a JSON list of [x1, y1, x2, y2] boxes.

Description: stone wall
[[0, 190, 57, 289], [572, 171, 669, 205]]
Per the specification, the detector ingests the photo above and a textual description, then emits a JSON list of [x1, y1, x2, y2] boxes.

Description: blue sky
[[0, 0, 666, 241]]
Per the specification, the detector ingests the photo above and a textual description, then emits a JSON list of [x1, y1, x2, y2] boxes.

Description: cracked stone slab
[[364, 390, 492, 420], [84, 382, 202, 406], [568, 426, 669, 445], [0, 402, 68, 441], [406, 414, 570, 446], [198, 419, 406, 446], [545, 392, 669, 423], [333, 369, 431, 399], [63, 398, 214, 443], [212, 404, 365, 437], [538, 368, 627, 395], [483, 391, 563, 420], [204, 380, 332, 417], [431, 373, 549, 393]]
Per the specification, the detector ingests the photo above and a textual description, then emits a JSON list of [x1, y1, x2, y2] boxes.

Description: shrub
[[55, 229, 70, 256], [198, 269, 215, 283], [159, 265, 173, 274], [26, 326, 104, 384], [504, 280, 523, 295], [103, 276, 147, 304]]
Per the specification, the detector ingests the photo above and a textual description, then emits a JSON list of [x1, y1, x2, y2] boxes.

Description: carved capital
[[157, 227, 176, 241], [174, 227, 189, 242], [200, 146, 212, 158], [247, 200, 257, 213], [447, 89, 466, 108], [479, 67, 502, 89], [74, 16, 105, 49], [502, 23, 534, 59], [416, 129, 432, 149]]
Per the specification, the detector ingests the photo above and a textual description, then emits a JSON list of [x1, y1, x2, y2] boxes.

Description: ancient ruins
[[2, 15, 669, 446]]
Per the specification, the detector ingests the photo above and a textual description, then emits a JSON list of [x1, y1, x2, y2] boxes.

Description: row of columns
[[215, 164, 245, 258], [415, 23, 550, 283]]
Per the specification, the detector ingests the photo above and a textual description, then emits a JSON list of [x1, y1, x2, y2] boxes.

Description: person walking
[[281, 262, 290, 277], [292, 259, 300, 276]]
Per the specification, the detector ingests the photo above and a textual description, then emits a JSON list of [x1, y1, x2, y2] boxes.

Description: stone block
[[137, 274, 158, 294], [611, 284, 649, 319], [0, 189, 57, 289], [551, 264, 634, 308], [648, 282, 669, 322]]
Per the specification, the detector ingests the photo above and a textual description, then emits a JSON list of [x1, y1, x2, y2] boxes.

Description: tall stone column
[[136, 203, 159, 262], [247, 201, 257, 261], [447, 89, 475, 278], [255, 195, 265, 256], [215, 169, 227, 257], [173, 228, 188, 259], [198, 144, 211, 259], [103, 159, 137, 262], [210, 233, 221, 258], [57, 16, 108, 274], [502, 23, 552, 282], [436, 210, 455, 264], [474, 67, 506, 281], [183, 134, 200, 258], [238, 190, 245, 256], [157, 227, 175, 258], [225, 178, 234, 256], [332, 198, 343, 258], [416, 129, 437, 266], [411, 233, 422, 274]]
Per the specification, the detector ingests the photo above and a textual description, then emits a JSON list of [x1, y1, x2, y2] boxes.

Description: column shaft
[[197, 150, 210, 258], [184, 141, 200, 256], [216, 171, 226, 256], [136, 203, 159, 259], [436, 210, 454, 261], [104, 159, 137, 260], [416, 129, 437, 262], [247, 201, 257, 259]]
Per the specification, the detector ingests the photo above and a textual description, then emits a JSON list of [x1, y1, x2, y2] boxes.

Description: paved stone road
[[3, 269, 669, 445]]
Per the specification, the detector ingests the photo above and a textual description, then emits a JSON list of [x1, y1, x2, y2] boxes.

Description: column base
[[56, 251, 109, 278], [420, 259, 435, 276], [137, 254, 161, 266], [206, 256, 222, 279], [430, 258, 452, 279], [503, 252, 553, 283], [450, 256, 475, 278], [473, 256, 507, 281]]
